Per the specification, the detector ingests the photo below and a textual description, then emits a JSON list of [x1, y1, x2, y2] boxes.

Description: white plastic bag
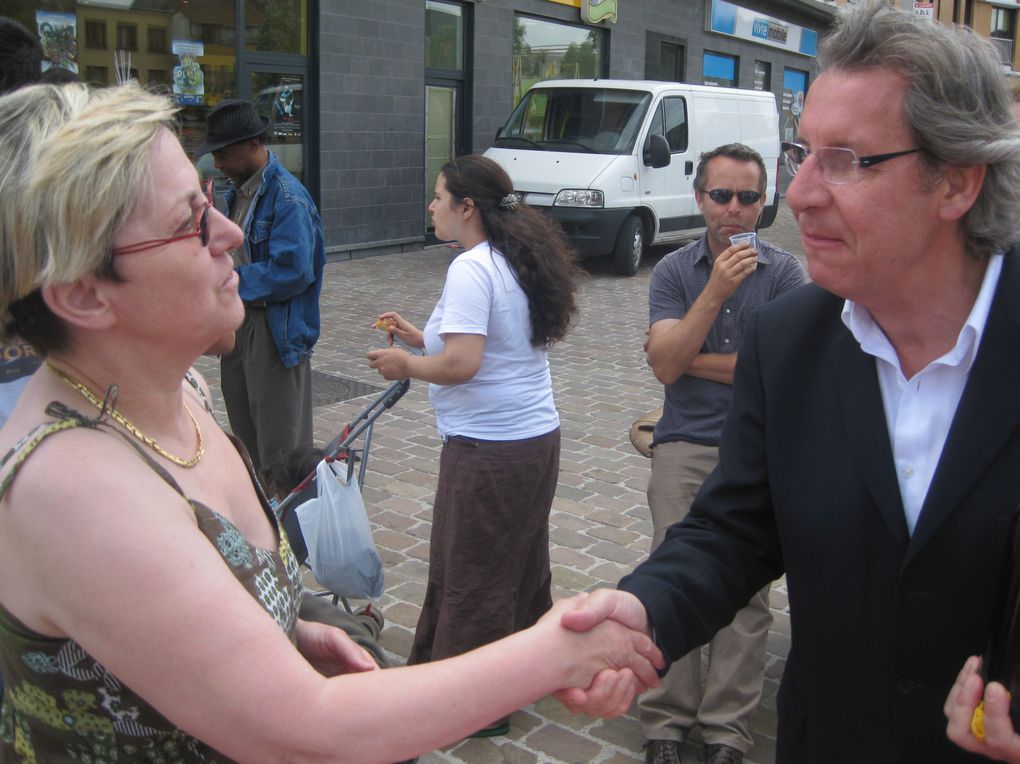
[[295, 459, 384, 600]]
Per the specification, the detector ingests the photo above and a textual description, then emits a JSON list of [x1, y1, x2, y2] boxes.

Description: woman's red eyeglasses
[[112, 179, 214, 256]]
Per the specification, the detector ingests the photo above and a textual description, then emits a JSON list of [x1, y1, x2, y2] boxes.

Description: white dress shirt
[[841, 254, 1003, 535]]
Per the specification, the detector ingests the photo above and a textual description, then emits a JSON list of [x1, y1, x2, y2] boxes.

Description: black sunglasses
[[704, 189, 763, 206]]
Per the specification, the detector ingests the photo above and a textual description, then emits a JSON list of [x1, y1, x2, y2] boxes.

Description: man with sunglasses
[[559, 3, 1020, 762], [196, 99, 325, 478], [640, 143, 804, 764]]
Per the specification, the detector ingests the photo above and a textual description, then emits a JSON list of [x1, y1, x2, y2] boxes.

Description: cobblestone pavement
[[197, 202, 807, 764]]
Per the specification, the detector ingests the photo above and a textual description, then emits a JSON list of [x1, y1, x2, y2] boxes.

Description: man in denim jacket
[[197, 99, 325, 476]]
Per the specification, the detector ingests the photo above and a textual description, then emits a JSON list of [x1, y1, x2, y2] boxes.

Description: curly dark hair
[[439, 154, 578, 347]]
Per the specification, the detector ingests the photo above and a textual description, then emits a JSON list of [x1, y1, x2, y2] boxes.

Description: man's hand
[[945, 655, 1020, 762], [552, 589, 659, 716], [704, 241, 757, 303], [295, 619, 380, 677]]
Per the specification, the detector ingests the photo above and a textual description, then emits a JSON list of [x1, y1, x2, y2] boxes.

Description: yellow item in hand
[[971, 700, 986, 741]]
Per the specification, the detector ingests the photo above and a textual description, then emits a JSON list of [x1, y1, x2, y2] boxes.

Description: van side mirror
[[643, 134, 671, 169]]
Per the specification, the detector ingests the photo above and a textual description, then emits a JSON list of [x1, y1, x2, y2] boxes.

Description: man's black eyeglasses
[[705, 189, 763, 206], [781, 142, 921, 185]]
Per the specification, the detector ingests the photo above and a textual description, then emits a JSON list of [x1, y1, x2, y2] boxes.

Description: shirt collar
[[841, 252, 1004, 374], [237, 161, 267, 199]]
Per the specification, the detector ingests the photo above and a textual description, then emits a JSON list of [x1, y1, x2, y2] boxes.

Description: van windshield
[[493, 88, 651, 154]]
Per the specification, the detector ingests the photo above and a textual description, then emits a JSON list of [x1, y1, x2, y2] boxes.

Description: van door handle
[[685, 161, 694, 175]]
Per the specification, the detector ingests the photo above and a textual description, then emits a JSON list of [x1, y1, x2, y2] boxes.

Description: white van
[[484, 79, 781, 275]]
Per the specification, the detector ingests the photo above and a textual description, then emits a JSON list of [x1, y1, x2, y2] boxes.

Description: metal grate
[[311, 370, 383, 406]]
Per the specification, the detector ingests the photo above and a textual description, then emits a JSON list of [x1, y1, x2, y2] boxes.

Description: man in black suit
[[556, 3, 1020, 762]]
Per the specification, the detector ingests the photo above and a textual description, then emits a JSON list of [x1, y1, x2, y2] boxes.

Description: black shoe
[[701, 744, 743, 764], [644, 739, 683, 764], [469, 717, 510, 738]]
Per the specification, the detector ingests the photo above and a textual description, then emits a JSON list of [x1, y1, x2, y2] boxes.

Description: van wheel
[[612, 215, 644, 276]]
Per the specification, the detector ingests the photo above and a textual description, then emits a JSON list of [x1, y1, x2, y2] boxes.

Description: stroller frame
[[275, 378, 410, 610]]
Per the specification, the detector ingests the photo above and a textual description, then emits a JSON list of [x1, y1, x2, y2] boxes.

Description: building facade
[[10, 0, 839, 258]]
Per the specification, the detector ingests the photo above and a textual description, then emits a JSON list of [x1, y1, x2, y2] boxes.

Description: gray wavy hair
[[820, 1, 1020, 260]]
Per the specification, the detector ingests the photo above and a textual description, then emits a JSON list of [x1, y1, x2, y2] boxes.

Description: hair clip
[[499, 193, 520, 211]]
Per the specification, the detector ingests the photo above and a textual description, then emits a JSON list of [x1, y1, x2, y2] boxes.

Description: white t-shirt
[[423, 241, 559, 440]]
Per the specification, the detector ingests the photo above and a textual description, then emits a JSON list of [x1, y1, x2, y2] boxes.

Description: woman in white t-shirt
[[368, 154, 578, 735]]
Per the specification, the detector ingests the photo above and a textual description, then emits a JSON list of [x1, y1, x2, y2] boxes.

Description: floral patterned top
[[0, 402, 302, 763]]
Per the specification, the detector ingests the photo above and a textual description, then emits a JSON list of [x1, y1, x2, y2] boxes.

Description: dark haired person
[[197, 99, 324, 476], [367, 153, 578, 736], [640, 143, 804, 764]]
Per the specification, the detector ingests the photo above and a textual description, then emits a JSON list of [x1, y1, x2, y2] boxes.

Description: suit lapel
[[828, 328, 911, 548], [908, 253, 1020, 563]]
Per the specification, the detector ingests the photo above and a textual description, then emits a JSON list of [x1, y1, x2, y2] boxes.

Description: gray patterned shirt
[[649, 235, 806, 447]]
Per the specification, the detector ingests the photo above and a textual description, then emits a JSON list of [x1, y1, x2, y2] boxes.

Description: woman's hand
[[366, 347, 413, 381], [295, 619, 380, 677], [374, 311, 424, 350], [945, 655, 1020, 762]]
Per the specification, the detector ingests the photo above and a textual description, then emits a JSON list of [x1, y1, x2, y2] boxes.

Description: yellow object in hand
[[971, 700, 986, 741]]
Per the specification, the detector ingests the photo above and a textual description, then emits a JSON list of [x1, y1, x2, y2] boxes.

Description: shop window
[[85, 20, 107, 50], [116, 24, 138, 51], [753, 60, 771, 92], [991, 7, 1015, 64], [426, 1, 464, 70], [84, 65, 108, 85], [782, 68, 808, 142], [512, 14, 606, 105], [245, 0, 307, 54], [703, 51, 737, 88], [148, 27, 167, 54]]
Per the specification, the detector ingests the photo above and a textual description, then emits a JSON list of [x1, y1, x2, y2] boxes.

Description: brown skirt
[[408, 427, 560, 664]]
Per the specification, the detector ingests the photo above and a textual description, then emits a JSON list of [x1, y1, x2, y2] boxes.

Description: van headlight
[[553, 189, 604, 208]]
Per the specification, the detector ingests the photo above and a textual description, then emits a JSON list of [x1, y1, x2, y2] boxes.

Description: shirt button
[[723, 338, 731, 344], [902, 466, 914, 479], [725, 308, 731, 314]]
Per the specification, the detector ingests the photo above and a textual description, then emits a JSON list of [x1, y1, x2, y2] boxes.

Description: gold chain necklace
[[47, 362, 204, 468]]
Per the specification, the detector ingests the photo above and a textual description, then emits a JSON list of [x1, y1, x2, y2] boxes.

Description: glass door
[[425, 83, 459, 231], [249, 68, 306, 185]]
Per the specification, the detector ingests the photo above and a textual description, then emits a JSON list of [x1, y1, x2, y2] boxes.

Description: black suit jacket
[[620, 251, 1020, 763]]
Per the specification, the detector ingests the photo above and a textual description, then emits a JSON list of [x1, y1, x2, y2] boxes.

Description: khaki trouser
[[639, 439, 772, 752]]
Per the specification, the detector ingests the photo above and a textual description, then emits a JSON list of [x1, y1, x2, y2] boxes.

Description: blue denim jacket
[[226, 152, 325, 368]]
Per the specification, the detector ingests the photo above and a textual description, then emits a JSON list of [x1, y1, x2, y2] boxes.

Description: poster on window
[[36, 11, 79, 74], [782, 70, 807, 143], [171, 40, 205, 105]]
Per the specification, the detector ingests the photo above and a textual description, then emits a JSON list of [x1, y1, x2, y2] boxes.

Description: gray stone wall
[[319, 0, 426, 258]]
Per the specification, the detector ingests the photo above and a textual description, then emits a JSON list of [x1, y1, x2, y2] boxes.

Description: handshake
[[534, 589, 663, 717]]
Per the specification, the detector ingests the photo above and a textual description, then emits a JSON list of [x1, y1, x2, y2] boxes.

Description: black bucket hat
[[195, 99, 269, 156]]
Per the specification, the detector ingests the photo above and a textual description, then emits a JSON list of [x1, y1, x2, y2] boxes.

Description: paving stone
[[530, 722, 616, 763], [586, 525, 641, 546]]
